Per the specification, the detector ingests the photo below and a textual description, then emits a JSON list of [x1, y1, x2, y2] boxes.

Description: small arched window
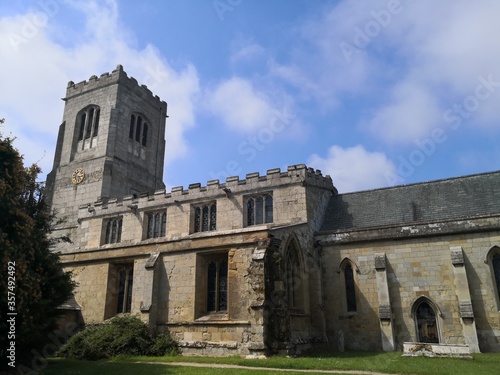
[[146, 210, 167, 239], [285, 238, 305, 311], [104, 218, 122, 244], [339, 258, 358, 313], [193, 203, 216, 233]]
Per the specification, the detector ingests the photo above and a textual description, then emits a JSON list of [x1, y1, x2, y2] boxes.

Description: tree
[[0, 121, 75, 371]]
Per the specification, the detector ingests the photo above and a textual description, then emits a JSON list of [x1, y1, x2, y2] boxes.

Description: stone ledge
[[402, 342, 472, 358]]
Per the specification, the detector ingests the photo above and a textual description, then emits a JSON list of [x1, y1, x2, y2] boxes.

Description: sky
[[1, 0, 500, 194]]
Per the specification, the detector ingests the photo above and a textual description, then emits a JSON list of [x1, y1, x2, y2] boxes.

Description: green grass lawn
[[38, 352, 500, 375]]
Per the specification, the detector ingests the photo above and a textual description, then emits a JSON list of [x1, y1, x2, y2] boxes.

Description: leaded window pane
[[218, 260, 228, 311], [111, 220, 118, 243], [147, 213, 154, 239], [265, 195, 273, 223], [202, 206, 209, 232], [154, 213, 160, 238], [247, 198, 254, 226], [125, 268, 133, 313], [210, 204, 217, 231], [117, 268, 126, 314], [256, 196, 264, 225], [160, 212, 167, 237], [207, 261, 217, 312], [116, 219, 122, 243], [105, 221, 112, 244], [194, 207, 201, 232]]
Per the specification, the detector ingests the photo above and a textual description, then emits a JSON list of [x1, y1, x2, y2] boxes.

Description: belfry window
[[77, 105, 100, 142], [128, 113, 149, 147], [193, 203, 216, 233], [246, 193, 273, 226], [146, 211, 167, 239], [207, 258, 228, 312], [104, 218, 122, 244]]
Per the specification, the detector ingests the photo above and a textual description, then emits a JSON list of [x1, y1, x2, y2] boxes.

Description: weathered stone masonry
[[48, 67, 500, 356]]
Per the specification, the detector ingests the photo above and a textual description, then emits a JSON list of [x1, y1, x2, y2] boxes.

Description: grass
[[37, 351, 500, 375]]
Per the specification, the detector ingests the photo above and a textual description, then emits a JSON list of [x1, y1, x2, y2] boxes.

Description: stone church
[[46, 65, 500, 356]]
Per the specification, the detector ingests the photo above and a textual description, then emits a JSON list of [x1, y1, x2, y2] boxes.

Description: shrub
[[57, 315, 177, 360]]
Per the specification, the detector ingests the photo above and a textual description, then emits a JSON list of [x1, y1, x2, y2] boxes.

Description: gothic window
[[344, 264, 357, 312], [285, 238, 305, 311], [193, 203, 216, 233], [116, 265, 133, 314], [207, 258, 228, 312], [77, 105, 100, 142], [128, 113, 149, 147], [413, 298, 439, 343], [339, 258, 358, 313], [104, 218, 122, 244], [246, 193, 273, 226], [487, 246, 500, 309], [146, 211, 167, 239]]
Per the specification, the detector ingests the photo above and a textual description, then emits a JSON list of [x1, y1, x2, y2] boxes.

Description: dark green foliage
[[0, 125, 75, 370], [57, 315, 178, 360]]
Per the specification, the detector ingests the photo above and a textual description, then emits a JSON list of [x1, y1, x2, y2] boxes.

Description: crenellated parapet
[[78, 164, 334, 217], [65, 64, 167, 108]]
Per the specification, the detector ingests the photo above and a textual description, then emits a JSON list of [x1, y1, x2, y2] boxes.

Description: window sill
[[195, 312, 229, 322]]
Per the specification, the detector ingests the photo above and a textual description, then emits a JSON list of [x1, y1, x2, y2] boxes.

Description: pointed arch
[[284, 235, 307, 312], [485, 246, 500, 309], [338, 257, 359, 313], [411, 296, 442, 343]]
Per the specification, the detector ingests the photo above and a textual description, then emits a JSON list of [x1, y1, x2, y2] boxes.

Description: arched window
[[344, 264, 357, 312], [77, 105, 100, 144], [128, 113, 150, 149], [413, 298, 440, 343], [285, 238, 305, 310], [338, 258, 358, 313], [486, 246, 500, 309]]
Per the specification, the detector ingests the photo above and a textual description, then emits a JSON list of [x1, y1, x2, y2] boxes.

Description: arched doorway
[[413, 299, 439, 343]]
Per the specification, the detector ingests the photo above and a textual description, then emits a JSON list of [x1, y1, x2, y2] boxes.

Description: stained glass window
[[146, 211, 167, 239], [206, 258, 228, 312], [104, 218, 123, 244], [116, 265, 133, 314]]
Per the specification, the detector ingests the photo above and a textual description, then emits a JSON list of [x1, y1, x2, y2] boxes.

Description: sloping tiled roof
[[320, 170, 500, 232]]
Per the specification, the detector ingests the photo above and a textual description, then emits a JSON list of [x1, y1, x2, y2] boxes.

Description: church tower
[[46, 65, 167, 241]]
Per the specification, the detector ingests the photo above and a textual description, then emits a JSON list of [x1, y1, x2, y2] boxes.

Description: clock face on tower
[[71, 168, 85, 185]]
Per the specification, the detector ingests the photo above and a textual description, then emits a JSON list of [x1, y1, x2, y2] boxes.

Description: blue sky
[[1, 0, 500, 193]]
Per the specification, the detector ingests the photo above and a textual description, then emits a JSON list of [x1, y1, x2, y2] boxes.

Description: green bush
[[57, 315, 177, 360]]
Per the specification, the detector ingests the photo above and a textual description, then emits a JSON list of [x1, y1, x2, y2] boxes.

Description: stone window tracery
[[77, 105, 100, 146], [128, 113, 149, 147], [193, 202, 216, 233], [104, 218, 122, 244], [146, 211, 167, 239], [246, 193, 273, 226]]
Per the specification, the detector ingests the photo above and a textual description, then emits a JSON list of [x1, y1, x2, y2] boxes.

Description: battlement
[[65, 64, 166, 107], [79, 164, 335, 215]]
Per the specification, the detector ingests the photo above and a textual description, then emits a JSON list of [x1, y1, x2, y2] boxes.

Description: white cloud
[[206, 77, 276, 132], [308, 145, 399, 193], [0, 0, 199, 179]]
